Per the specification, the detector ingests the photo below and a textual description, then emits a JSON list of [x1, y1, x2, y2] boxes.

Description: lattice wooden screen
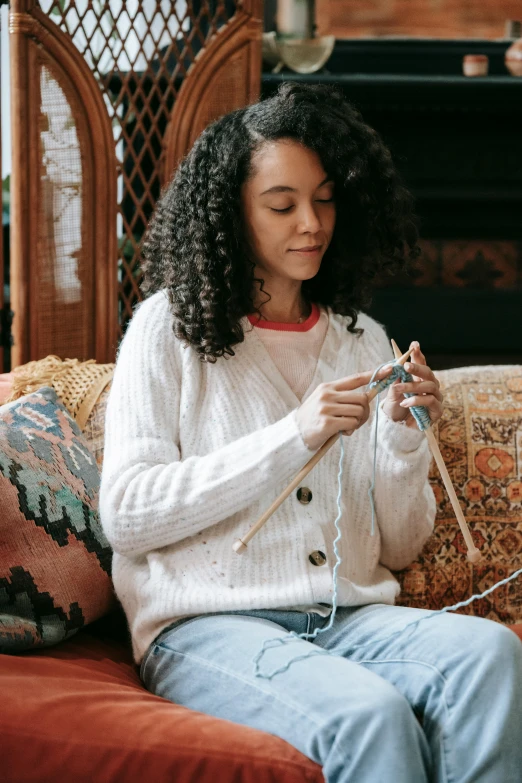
[[0, 14, 4, 374], [9, 0, 262, 365]]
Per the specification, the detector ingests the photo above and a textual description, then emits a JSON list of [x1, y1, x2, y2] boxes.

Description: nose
[[296, 202, 322, 235]]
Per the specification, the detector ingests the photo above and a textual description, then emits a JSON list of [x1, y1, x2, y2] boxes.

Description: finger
[[400, 394, 440, 410], [334, 404, 370, 423], [324, 403, 368, 419], [334, 392, 370, 406], [406, 338, 428, 375], [404, 362, 438, 383], [409, 340, 426, 364], [333, 415, 367, 432], [393, 381, 443, 401]]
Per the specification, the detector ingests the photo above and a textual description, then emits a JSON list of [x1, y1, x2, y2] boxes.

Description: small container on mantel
[[462, 54, 489, 77], [505, 38, 522, 77]]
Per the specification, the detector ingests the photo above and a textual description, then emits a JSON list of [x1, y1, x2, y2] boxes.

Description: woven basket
[[6, 356, 114, 431]]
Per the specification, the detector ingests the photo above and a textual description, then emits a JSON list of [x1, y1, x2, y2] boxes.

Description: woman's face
[[241, 139, 336, 290]]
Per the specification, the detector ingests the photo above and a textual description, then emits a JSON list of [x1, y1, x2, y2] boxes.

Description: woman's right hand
[[295, 367, 393, 451]]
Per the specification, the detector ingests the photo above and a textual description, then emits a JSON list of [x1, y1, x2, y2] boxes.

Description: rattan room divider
[[0, 52, 4, 375], [9, 0, 263, 366]]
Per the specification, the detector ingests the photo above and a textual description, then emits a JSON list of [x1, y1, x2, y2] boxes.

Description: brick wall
[[316, 0, 521, 39]]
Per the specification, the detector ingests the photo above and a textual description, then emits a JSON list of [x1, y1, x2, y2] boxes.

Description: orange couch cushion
[[3, 624, 521, 782], [1, 631, 323, 783], [511, 624, 522, 643]]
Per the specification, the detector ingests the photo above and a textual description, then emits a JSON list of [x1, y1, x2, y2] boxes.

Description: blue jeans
[[140, 604, 522, 782]]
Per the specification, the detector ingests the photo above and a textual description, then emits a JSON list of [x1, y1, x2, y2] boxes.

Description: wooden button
[[297, 487, 313, 504], [309, 550, 327, 566]]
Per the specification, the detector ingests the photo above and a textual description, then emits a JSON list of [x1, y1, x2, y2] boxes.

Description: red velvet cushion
[[1, 631, 323, 783], [4, 626, 522, 782], [511, 623, 522, 643]]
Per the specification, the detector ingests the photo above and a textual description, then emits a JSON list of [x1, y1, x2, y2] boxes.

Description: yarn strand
[[253, 358, 521, 680]]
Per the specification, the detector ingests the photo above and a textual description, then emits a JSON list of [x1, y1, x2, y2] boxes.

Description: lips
[[290, 245, 322, 252]]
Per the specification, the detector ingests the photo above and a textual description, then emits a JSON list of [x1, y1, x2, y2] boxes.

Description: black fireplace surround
[[261, 39, 522, 369]]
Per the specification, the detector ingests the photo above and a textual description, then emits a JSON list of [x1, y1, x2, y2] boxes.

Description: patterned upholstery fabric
[[83, 382, 112, 470], [397, 366, 522, 625], [0, 387, 115, 652]]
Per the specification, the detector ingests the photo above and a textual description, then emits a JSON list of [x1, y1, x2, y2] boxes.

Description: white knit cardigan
[[99, 290, 435, 664]]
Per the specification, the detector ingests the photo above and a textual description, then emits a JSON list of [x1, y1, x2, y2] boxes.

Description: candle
[[276, 0, 312, 38], [462, 54, 489, 77]]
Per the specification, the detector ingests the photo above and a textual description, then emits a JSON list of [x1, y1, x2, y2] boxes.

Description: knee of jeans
[[469, 622, 522, 671], [357, 683, 415, 729], [491, 624, 522, 660]]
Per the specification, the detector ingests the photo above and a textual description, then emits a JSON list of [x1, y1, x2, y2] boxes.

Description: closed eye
[[271, 199, 334, 214]]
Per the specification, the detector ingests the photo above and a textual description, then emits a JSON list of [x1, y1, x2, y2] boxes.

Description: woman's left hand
[[381, 342, 443, 428]]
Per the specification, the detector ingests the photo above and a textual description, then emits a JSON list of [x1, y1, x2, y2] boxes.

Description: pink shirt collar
[[247, 302, 321, 332]]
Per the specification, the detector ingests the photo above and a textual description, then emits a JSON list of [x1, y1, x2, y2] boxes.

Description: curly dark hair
[[141, 81, 419, 362]]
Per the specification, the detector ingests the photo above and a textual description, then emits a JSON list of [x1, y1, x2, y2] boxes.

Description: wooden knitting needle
[[233, 345, 415, 554], [390, 339, 480, 564]]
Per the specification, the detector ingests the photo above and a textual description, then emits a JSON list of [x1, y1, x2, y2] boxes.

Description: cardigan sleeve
[[99, 294, 313, 558], [360, 316, 436, 571]]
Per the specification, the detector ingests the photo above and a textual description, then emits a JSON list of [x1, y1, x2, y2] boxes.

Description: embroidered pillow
[[396, 365, 522, 626], [0, 387, 115, 652]]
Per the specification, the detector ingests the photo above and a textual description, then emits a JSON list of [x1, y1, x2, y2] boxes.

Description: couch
[[1, 360, 522, 783]]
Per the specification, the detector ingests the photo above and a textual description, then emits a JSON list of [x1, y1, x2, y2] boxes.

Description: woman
[[99, 83, 522, 782]]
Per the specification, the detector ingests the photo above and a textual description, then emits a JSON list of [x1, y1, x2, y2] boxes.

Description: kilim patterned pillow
[[396, 365, 522, 625], [0, 387, 115, 653]]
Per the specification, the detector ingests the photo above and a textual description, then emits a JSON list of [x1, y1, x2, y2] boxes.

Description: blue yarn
[[253, 358, 522, 680], [253, 436, 347, 679], [367, 361, 431, 536]]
